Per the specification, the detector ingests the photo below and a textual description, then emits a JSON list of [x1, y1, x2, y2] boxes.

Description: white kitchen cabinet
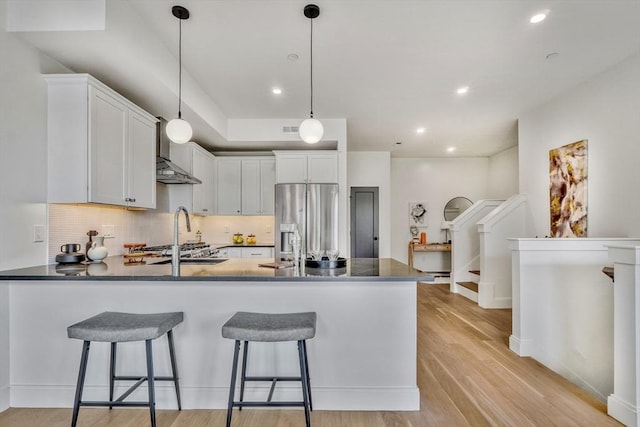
[[217, 157, 275, 215], [216, 158, 242, 215], [242, 158, 275, 215], [158, 142, 215, 215], [192, 147, 216, 214], [219, 246, 273, 258], [242, 246, 273, 258], [45, 74, 157, 209], [273, 151, 338, 183]]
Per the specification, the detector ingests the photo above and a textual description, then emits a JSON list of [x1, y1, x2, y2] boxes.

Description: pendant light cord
[[309, 17, 314, 119], [178, 17, 183, 119]]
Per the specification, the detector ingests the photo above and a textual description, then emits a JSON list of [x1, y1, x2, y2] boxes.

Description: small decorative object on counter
[[196, 230, 202, 243], [86, 230, 98, 256], [56, 243, 86, 264], [420, 232, 426, 245], [246, 234, 257, 244], [232, 233, 244, 244], [87, 236, 108, 262], [123, 243, 149, 264]]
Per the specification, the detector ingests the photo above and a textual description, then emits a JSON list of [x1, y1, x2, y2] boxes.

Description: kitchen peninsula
[[0, 258, 429, 412]]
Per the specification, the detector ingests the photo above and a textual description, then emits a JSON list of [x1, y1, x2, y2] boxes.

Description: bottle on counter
[[196, 230, 202, 243]]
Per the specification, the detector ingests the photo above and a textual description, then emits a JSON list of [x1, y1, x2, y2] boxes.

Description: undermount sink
[[153, 258, 228, 265]]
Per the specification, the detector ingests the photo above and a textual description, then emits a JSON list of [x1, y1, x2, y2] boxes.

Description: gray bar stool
[[67, 311, 184, 427], [222, 311, 317, 427]]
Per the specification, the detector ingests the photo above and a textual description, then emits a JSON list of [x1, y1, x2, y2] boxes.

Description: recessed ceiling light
[[416, 127, 426, 134], [447, 147, 456, 153], [272, 88, 282, 95], [287, 53, 299, 61], [530, 10, 549, 24], [456, 86, 469, 95]]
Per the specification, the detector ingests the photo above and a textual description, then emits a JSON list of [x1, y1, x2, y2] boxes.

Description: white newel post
[[607, 245, 640, 427]]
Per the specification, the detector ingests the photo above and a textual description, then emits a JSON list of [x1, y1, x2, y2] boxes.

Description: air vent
[[282, 126, 299, 133]]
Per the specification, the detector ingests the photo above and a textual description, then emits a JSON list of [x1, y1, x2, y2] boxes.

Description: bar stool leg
[[145, 339, 156, 427], [302, 340, 313, 411], [226, 340, 241, 427], [109, 342, 117, 409], [71, 340, 90, 427], [239, 340, 249, 411], [298, 341, 311, 427], [167, 329, 182, 410]]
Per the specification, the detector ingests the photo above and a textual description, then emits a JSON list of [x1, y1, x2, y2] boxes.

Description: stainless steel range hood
[[156, 117, 202, 184]]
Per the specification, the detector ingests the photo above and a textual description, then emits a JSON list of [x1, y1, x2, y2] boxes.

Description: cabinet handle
[[125, 197, 136, 202], [203, 208, 208, 212]]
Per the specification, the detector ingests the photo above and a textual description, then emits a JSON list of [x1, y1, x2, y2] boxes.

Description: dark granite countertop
[[0, 256, 432, 282]]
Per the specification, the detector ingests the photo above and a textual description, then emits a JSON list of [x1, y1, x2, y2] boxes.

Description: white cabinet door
[[275, 153, 307, 183], [242, 247, 273, 258], [89, 86, 127, 205], [127, 110, 156, 209], [274, 151, 338, 183], [192, 148, 215, 215], [225, 247, 243, 258], [307, 152, 338, 183], [46, 74, 158, 208], [241, 159, 261, 215], [260, 159, 275, 214], [217, 158, 242, 215]]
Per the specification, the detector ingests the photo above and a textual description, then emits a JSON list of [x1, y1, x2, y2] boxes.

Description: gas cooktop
[[133, 242, 220, 259]]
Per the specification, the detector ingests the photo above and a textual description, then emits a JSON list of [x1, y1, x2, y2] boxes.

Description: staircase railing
[[476, 194, 535, 308], [449, 199, 503, 301]]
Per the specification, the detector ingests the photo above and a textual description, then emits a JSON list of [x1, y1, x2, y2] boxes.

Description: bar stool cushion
[[222, 312, 316, 342], [67, 311, 184, 343]]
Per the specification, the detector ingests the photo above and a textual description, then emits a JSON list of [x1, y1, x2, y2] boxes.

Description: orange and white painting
[[549, 140, 588, 237]]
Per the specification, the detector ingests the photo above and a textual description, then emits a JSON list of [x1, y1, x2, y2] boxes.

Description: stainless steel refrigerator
[[275, 183, 339, 261]]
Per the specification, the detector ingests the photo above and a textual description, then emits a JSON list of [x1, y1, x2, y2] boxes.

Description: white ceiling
[[10, 0, 640, 157]]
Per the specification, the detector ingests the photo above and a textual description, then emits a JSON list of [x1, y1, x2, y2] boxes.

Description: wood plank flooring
[[0, 284, 619, 426]]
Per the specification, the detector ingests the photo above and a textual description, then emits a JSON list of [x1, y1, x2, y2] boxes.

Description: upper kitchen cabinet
[[273, 150, 338, 183], [216, 158, 242, 215], [157, 142, 216, 215], [242, 158, 275, 215], [45, 74, 157, 209], [216, 157, 275, 215]]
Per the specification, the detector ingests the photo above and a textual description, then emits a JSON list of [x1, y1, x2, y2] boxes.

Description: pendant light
[[299, 4, 324, 144], [166, 5, 192, 144]]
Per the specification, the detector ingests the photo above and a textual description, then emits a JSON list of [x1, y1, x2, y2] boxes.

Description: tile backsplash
[[48, 204, 274, 263]]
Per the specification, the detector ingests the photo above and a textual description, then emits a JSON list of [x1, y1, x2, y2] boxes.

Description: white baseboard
[[509, 335, 533, 356], [608, 393, 638, 427], [0, 385, 9, 412], [9, 384, 420, 411], [457, 286, 478, 303]]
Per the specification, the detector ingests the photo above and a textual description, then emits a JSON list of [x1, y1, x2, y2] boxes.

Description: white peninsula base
[[2, 278, 419, 412]]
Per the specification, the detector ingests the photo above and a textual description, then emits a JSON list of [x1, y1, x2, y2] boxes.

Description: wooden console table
[[408, 242, 451, 268]]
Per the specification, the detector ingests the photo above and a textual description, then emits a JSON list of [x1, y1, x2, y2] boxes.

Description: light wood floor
[[0, 284, 620, 426]]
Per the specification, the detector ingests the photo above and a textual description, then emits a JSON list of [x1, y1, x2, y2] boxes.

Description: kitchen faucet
[[172, 206, 191, 276]]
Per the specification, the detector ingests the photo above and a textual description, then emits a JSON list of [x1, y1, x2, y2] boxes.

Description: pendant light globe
[[167, 5, 191, 144], [299, 117, 324, 144], [166, 117, 192, 144]]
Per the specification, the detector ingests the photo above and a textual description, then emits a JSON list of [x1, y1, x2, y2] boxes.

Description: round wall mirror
[[443, 197, 473, 221]]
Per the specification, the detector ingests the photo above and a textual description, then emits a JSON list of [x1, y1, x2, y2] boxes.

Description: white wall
[[347, 152, 391, 258], [0, 1, 70, 270], [390, 157, 490, 263], [487, 146, 519, 199], [519, 54, 640, 238]]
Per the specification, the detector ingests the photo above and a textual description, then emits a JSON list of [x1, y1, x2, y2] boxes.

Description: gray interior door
[[350, 187, 379, 258]]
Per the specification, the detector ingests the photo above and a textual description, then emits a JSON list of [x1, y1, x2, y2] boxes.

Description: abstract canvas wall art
[[549, 140, 588, 237]]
